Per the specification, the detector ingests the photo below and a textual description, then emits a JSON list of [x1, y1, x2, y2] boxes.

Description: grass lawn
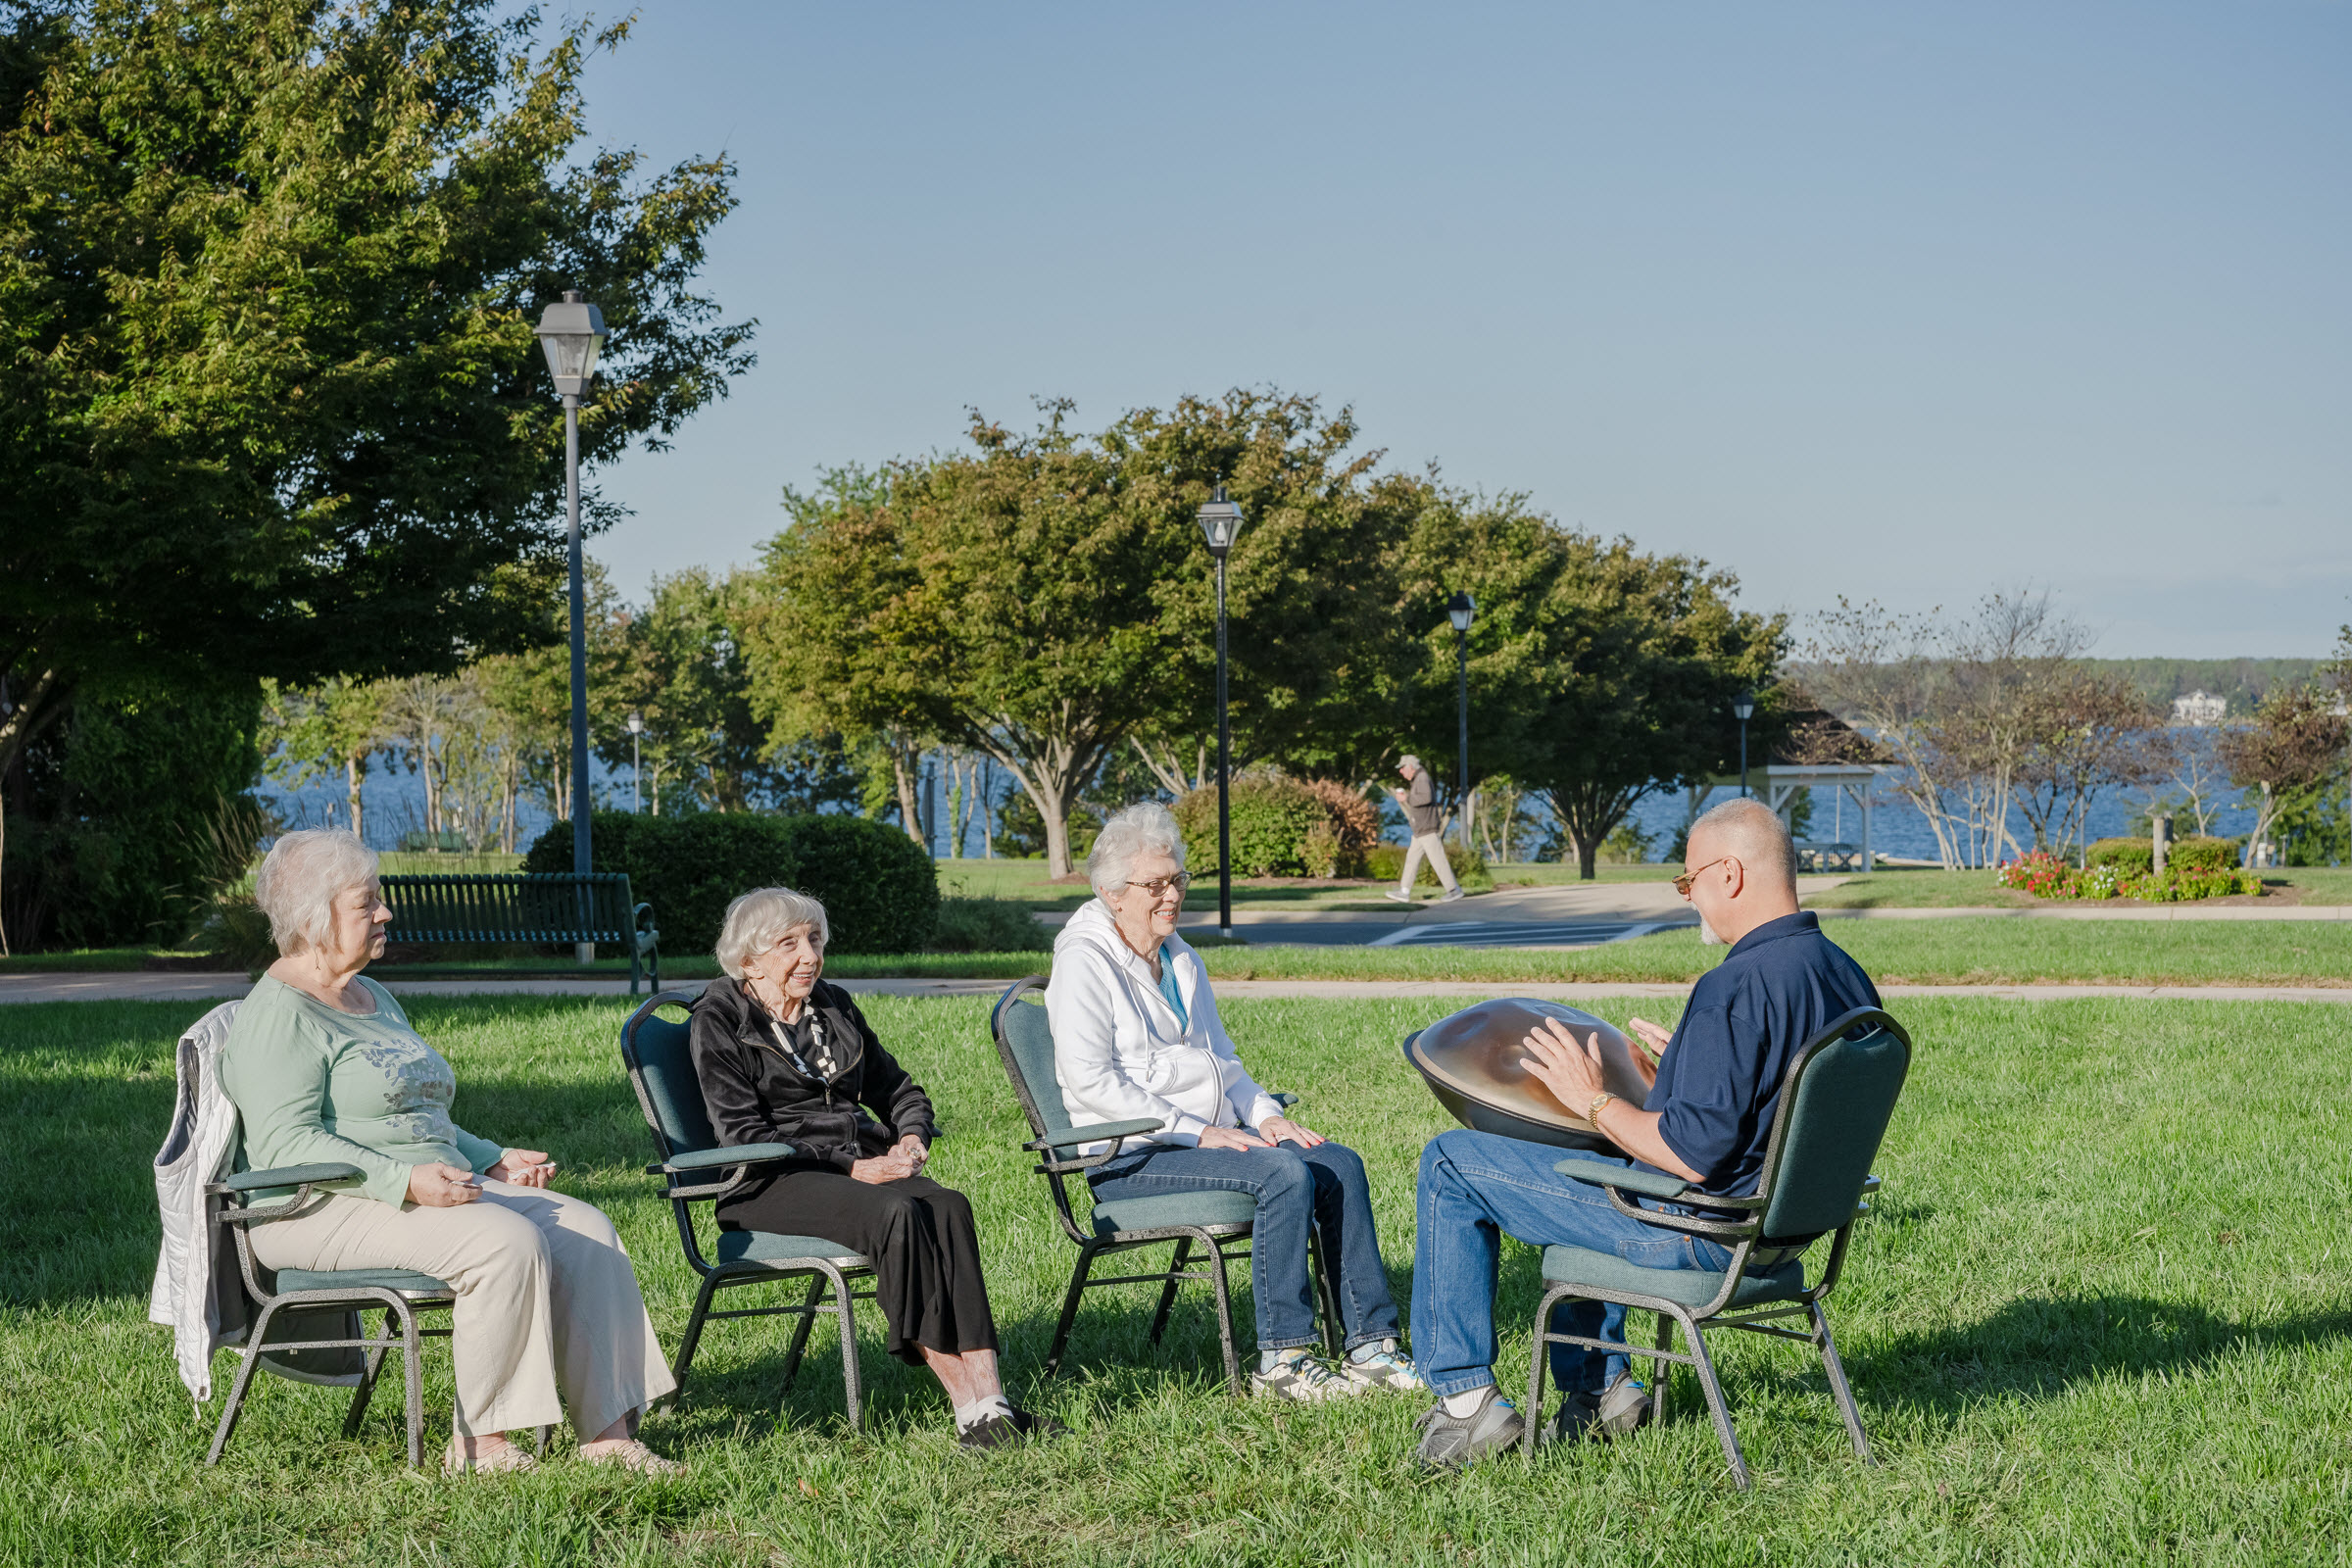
[[8, 991, 2352, 1563]]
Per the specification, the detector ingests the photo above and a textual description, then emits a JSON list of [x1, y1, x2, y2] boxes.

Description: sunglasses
[[1127, 873, 1194, 901], [1670, 856, 1736, 896]]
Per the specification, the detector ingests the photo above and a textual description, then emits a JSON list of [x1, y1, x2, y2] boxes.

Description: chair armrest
[[1553, 1158, 1690, 1200], [1023, 1118, 1164, 1152], [655, 1141, 798, 1174], [212, 1162, 364, 1194]]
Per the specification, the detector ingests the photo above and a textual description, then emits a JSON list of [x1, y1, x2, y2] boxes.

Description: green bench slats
[[378, 872, 660, 995]]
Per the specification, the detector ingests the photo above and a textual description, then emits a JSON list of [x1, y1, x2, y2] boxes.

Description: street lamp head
[[1195, 483, 1245, 560], [1732, 692, 1756, 722], [626, 710, 645, 736], [1447, 590, 1476, 634], [534, 289, 606, 398]]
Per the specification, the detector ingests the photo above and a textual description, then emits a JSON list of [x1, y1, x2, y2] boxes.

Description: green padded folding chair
[[619, 990, 878, 1430], [989, 976, 1340, 1396], [1525, 1004, 1912, 1489], [205, 1160, 489, 1468]]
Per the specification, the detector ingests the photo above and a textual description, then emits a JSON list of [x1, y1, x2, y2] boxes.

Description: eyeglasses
[[1126, 873, 1193, 901], [1671, 857, 1736, 896]]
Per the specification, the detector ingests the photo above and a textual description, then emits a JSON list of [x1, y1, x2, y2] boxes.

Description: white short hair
[[715, 886, 830, 978], [253, 830, 380, 956], [1690, 798, 1797, 892], [1087, 802, 1186, 900]]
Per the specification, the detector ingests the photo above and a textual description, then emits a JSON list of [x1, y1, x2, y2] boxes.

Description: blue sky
[[573, 1, 2350, 659]]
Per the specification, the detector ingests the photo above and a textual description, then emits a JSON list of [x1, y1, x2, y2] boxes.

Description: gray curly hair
[[1087, 802, 1187, 901]]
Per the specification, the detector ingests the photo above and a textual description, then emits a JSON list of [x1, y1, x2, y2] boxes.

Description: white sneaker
[[1438, 888, 1466, 903], [1340, 1340, 1427, 1393], [1383, 890, 1413, 904], [1251, 1353, 1354, 1402]]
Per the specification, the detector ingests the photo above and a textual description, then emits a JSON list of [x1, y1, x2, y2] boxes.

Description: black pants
[[720, 1169, 998, 1365]]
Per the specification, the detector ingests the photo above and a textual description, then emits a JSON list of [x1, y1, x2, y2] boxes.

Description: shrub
[[1173, 774, 1325, 877], [1999, 849, 2261, 903], [2170, 837, 2236, 873], [1302, 779, 1380, 875], [2085, 838, 2155, 875], [931, 896, 1052, 953], [191, 891, 278, 974], [1600, 821, 1656, 864], [1365, 840, 1494, 892], [524, 812, 938, 955]]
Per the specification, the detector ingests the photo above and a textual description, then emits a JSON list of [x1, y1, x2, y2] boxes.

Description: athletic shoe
[[1382, 890, 1413, 904], [1412, 1387, 1523, 1469], [1339, 1340, 1427, 1393], [1544, 1371, 1651, 1446], [1251, 1353, 1352, 1402], [1438, 888, 1466, 903]]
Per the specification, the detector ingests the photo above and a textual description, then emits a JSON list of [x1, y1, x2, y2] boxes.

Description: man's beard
[[1696, 915, 1724, 947]]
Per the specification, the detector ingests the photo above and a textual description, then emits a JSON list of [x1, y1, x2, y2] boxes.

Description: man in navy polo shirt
[[1409, 798, 1881, 1467]]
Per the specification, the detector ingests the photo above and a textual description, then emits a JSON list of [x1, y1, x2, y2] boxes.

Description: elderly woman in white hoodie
[[1045, 802, 1422, 1401]]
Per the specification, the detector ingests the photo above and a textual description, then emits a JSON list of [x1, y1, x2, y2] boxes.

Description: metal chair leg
[[1046, 1244, 1100, 1377], [1651, 1310, 1676, 1428], [668, 1269, 727, 1400], [1149, 1238, 1192, 1346], [824, 1266, 862, 1434], [1680, 1312, 1750, 1491], [779, 1275, 826, 1394], [399, 1298, 426, 1470], [1201, 1232, 1245, 1396], [342, 1306, 394, 1438], [1810, 1300, 1874, 1463], [1523, 1285, 1573, 1454], [1307, 1232, 1344, 1357], [204, 1300, 281, 1465]]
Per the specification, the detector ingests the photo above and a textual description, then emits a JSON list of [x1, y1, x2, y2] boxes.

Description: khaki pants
[[249, 1179, 676, 1441], [1398, 832, 1461, 895]]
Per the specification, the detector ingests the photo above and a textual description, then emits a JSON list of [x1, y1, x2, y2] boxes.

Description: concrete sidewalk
[[6, 971, 2346, 1006]]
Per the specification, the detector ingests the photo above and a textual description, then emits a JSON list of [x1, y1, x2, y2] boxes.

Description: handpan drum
[[1403, 999, 1654, 1152]]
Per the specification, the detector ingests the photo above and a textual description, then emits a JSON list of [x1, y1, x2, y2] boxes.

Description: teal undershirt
[[1156, 941, 1189, 1033]]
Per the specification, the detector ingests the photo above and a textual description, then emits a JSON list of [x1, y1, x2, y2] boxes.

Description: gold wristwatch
[[1587, 1091, 1618, 1124]]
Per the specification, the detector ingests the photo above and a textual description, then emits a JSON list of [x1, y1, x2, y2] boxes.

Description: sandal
[[443, 1437, 538, 1476], [580, 1439, 683, 1476]]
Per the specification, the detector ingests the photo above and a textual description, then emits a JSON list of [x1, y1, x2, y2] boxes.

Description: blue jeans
[[1412, 1129, 1734, 1399], [1088, 1140, 1402, 1353]]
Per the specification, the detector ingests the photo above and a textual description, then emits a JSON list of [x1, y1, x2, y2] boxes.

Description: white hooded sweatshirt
[[1046, 899, 1282, 1157]]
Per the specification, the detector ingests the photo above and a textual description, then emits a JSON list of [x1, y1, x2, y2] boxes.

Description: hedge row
[[1171, 774, 1383, 878], [2084, 836, 2239, 875], [522, 812, 939, 956]]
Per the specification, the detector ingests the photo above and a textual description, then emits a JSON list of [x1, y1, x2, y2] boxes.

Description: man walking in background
[[1386, 756, 1464, 905]]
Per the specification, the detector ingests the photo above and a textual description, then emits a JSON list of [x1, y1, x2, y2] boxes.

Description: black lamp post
[[1732, 691, 1756, 798], [1196, 484, 1246, 939], [1447, 591, 1475, 845], [626, 710, 645, 812], [536, 290, 606, 959]]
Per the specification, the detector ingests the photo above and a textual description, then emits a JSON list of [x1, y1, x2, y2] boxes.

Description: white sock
[[1258, 1347, 1311, 1376], [1443, 1387, 1492, 1418], [1348, 1338, 1396, 1365], [953, 1394, 1013, 1433]]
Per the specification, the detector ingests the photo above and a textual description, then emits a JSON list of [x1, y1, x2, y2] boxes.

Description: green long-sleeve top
[[219, 975, 505, 1207]]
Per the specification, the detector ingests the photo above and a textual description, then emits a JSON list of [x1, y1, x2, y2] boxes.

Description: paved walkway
[[6, 972, 2345, 1005]]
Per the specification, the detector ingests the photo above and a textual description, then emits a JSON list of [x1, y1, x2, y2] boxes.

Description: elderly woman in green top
[[219, 830, 677, 1475]]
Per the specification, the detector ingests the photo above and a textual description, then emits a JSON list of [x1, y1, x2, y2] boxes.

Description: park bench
[[378, 872, 661, 995], [1793, 842, 1866, 873]]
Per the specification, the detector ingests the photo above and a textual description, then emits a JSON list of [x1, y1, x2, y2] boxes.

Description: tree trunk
[[345, 754, 367, 844], [1572, 828, 1599, 881], [892, 751, 924, 846], [1038, 778, 1073, 878]]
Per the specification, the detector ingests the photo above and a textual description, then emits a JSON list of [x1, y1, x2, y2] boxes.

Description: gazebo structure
[[1693, 710, 1887, 872]]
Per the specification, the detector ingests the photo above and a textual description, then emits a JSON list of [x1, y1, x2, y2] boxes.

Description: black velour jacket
[[687, 977, 936, 1173]]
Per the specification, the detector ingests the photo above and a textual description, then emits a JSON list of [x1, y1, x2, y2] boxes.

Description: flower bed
[[1996, 850, 2263, 902]]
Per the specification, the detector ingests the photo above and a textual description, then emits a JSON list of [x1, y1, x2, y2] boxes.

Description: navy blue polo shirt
[[1641, 911, 1881, 1197]]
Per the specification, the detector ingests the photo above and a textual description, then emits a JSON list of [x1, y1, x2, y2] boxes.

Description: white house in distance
[[2172, 690, 2227, 725]]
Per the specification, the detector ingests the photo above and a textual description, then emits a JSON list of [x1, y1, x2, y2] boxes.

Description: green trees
[[745, 395, 1779, 880], [0, 0, 751, 941]]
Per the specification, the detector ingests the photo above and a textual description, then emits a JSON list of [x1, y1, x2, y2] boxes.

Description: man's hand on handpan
[[1517, 1017, 1610, 1106]]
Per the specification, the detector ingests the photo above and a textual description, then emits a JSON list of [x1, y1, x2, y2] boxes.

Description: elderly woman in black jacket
[[689, 886, 1055, 1446]]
